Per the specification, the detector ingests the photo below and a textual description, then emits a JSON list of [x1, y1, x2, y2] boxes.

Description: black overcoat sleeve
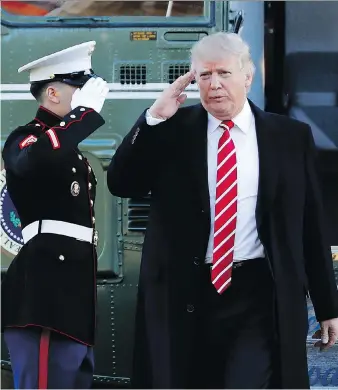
[[303, 125, 338, 321], [107, 110, 174, 198]]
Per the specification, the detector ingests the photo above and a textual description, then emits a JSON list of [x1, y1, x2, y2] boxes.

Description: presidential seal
[[0, 169, 24, 257]]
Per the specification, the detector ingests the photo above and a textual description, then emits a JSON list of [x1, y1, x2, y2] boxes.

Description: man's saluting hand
[[148, 71, 195, 120]]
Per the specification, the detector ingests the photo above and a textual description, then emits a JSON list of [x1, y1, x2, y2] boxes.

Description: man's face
[[58, 83, 78, 116], [193, 55, 253, 120], [44, 82, 78, 117]]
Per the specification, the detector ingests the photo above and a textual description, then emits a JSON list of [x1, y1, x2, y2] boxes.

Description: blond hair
[[190, 32, 255, 76]]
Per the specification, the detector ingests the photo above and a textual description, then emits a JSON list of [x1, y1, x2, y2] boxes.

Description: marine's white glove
[[71, 77, 109, 113]]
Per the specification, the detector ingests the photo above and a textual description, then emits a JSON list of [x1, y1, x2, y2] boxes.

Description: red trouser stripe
[[38, 329, 50, 389]]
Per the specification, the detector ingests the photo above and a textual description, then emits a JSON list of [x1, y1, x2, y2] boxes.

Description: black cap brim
[[31, 70, 103, 88]]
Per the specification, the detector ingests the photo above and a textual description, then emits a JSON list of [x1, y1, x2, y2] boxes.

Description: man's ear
[[46, 85, 60, 103], [244, 71, 253, 88]]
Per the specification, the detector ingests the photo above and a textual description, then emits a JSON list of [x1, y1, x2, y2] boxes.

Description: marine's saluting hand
[[71, 77, 109, 114], [148, 71, 195, 120]]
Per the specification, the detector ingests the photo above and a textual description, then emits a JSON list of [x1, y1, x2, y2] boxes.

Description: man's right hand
[[148, 71, 195, 120], [71, 77, 109, 113]]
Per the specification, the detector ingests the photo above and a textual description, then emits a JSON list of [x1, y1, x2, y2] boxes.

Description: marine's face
[[43, 82, 78, 117], [58, 84, 78, 116], [193, 55, 252, 120]]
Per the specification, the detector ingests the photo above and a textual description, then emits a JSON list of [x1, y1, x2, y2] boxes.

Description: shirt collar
[[34, 105, 62, 129], [207, 99, 253, 135]]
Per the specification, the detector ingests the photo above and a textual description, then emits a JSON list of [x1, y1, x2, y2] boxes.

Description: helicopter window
[[167, 64, 196, 84], [1, 1, 204, 17], [119, 65, 147, 85]]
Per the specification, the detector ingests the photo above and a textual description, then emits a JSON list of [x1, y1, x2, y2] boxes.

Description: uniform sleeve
[[2, 106, 105, 177], [107, 109, 174, 198], [303, 125, 338, 321]]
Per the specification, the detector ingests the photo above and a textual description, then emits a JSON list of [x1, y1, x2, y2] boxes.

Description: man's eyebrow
[[215, 67, 232, 72], [199, 68, 231, 74]]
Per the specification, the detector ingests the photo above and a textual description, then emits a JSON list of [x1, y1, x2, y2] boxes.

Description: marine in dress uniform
[[1, 41, 109, 389]]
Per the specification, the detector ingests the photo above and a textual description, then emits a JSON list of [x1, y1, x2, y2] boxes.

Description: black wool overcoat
[[107, 101, 338, 388]]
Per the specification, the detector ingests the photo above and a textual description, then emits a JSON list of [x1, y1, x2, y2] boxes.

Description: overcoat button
[[60, 121, 66, 126], [70, 115, 76, 118], [187, 304, 195, 313], [92, 217, 95, 223], [90, 200, 93, 207], [78, 154, 83, 160], [72, 167, 76, 173], [59, 255, 65, 261], [193, 257, 200, 266], [88, 183, 92, 190], [80, 108, 85, 111], [35, 124, 41, 127]]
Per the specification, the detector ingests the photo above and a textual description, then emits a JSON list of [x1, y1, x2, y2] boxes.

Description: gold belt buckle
[[93, 230, 99, 247]]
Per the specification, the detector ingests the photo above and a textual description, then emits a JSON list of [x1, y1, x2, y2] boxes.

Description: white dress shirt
[[205, 100, 264, 263], [145, 99, 265, 263]]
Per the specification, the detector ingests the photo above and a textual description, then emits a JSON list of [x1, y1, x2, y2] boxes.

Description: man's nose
[[210, 73, 221, 89]]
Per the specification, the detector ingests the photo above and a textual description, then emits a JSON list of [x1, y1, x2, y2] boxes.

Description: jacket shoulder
[[262, 110, 314, 146], [264, 110, 310, 132], [3, 122, 42, 153]]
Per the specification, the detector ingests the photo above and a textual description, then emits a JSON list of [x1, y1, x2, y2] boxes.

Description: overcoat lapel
[[249, 100, 280, 229]]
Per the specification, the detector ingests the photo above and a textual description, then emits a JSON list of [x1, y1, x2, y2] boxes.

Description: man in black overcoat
[[107, 32, 338, 389], [1, 41, 109, 388]]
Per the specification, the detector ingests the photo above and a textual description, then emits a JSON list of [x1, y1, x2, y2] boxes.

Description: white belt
[[21, 220, 97, 245]]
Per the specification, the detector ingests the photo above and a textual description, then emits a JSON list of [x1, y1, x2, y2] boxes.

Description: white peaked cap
[[18, 41, 96, 82]]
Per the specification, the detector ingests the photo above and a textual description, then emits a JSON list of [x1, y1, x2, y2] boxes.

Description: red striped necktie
[[211, 120, 237, 294]]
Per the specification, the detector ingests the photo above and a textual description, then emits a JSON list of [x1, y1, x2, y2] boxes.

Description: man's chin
[[208, 102, 235, 119]]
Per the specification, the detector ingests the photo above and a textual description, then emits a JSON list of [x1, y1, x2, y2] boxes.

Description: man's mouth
[[210, 96, 226, 100]]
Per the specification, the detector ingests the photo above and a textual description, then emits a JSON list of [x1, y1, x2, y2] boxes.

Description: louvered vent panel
[[168, 64, 195, 84], [127, 194, 151, 232], [120, 65, 147, 85]]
